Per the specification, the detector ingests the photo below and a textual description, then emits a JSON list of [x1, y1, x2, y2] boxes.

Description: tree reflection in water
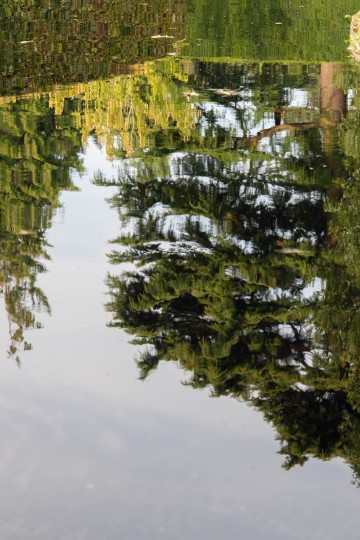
[[0, 97, 82, 361], [101, 60, 360, 485], [2, 52, 360, 483]]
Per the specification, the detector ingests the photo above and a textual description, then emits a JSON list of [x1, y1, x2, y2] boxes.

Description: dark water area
[[2, 1, 360, 539]]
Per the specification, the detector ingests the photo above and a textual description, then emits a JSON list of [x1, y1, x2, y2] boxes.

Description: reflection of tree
[[0, 97, 82, 361], [105, 147, 343, 457], [105, 155, 360, 480], [101, 59, 360, 484], [0, 231, 50, 360], [44, 61, 199, 158]]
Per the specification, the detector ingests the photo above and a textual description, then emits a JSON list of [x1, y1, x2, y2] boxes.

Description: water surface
[[1, 1, 360, 539]]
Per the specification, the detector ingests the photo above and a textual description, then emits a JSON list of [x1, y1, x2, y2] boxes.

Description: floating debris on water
[[151, 34, 174, 39], [182, 91, 199, 97]]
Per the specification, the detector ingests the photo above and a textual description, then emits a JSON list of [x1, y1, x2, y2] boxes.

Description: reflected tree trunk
[[320, 63, 347, 125], [319, 63, 348, 248], [319, 63, 347, 175]]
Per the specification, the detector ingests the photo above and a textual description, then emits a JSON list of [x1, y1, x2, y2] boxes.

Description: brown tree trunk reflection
[[319, 63, 347, 175], [319, 63, 347, 248], [320, 63, 347, 126]]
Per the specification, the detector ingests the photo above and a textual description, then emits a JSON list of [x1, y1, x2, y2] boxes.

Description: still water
[[2, 1, 360, 538]]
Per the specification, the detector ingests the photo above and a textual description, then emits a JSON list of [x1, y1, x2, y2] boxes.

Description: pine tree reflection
[[103, 61, 360, 484]]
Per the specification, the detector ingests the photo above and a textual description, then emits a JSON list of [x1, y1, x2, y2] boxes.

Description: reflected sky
[[0, 375, 357, 540]]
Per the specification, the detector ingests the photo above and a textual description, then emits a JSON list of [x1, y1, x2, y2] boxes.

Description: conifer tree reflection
[[0, 97, 82, 361], [103, 61, 360, 482], [106, 150, 341, 458]]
